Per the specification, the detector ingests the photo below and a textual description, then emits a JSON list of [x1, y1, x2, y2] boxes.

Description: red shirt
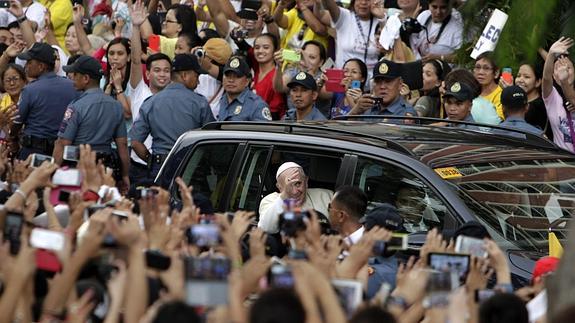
[[252, 67, 286, 119]]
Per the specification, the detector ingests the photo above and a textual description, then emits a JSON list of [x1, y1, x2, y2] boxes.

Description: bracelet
[[14, 188, 27, 200]]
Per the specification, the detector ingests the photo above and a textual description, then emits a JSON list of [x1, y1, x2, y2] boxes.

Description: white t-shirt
[[128, 79, 153, 165], [410, 9, 463, 59], [333, 8, 381, 77], [196, 74, 224, 118], [0, 2, 46, 29]]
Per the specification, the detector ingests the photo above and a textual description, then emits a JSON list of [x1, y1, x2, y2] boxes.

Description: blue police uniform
[[496, 116, 544, 137], [367, 254, 399, 299], [450, 114, 481, 131], [58, 88, 126, 152], [217, 88, 272, 121], [129, 82, 215, 177], [17, 72, 78, 158], [284, 106, 327, 121], [362, 96, 417, 123]]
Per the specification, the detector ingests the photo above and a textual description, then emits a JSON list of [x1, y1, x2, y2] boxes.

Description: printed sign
[[434, 167, 463, 179], [470, 9, 508, 59]]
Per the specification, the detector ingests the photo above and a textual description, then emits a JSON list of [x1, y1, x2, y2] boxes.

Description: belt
[[21, 135, 55, 151]]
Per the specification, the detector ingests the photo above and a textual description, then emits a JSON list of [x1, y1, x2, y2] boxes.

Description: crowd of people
[[0, 0, 572, 321]]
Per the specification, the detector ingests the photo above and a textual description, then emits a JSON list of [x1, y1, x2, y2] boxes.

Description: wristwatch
[[264, 16, 274, 24], [16, 15, 27, 23]]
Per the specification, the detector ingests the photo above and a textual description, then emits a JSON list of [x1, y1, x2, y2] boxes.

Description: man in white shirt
[[328, 185, 369, 246], [0, 0, 46, 29], [258, 162, 332, 234]]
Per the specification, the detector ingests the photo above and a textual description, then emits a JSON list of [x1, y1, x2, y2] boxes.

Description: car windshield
[[439, 158, 575, 253]]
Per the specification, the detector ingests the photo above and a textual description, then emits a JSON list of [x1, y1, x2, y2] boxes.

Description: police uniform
[[362, 60, 417, 123], [59, 56, 126, 176], [129, 54, 215, 180], [15, 42, 78, 159], [283, 71, 327, 121], [495, 86, 545, 137], [217, 56, 272, 122]]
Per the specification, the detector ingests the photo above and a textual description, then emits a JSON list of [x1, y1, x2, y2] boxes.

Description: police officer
[[11, 42, 78, 159], [349, 60, 416, 123], [284, 72, 327, 121], [496, 85, 544, 137], [54, 55, 130, 188], [218, 56, 272, 121], [130, 54, 215, 182], [443, 81, 481, 131]]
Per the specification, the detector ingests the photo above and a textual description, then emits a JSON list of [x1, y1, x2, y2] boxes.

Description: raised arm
[[272, 50, 289, 94], [130, 0, 148, 89], [543, 37, 574, 99], [72, 4, 95, 55], [206, 0, 231, 37], [272, 0, 290, 29], [321, 0, 340, 23], [299, 1, 328, 36], [8, 1, 35, 47]]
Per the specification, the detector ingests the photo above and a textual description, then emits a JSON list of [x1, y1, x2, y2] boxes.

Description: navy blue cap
[[373, 59, 402, 80], [172, 54, 206, 74], [360, 203, 403, 231], [223, 56, 252, 78], [63, 55, 103, 79], [287, 71, 318, 91], [501, 85, 528, 109], [18, 42, 56, 65]]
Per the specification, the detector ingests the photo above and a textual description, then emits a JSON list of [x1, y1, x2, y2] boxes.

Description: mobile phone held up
[[3, 212, 23, 255], [63, 145, 80, 162], [30, 153, 54, 168], [427, 252, 470, 284], [455, 235, 487, 258], [282, 49, 300, 63]]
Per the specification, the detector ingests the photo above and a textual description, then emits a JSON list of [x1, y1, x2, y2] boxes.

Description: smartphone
[[282, 49, 301, 62], [186, 224, 221, 247], [268, 263, 294, 288], [0, 1, 10, 9], [31, 153, 54, 168], [423, 270, 458, 308], [52, 168, 82, 187], [87, 204, 106, 217], [145, 250, 171, 271], [321, 57, 335, 71], [351, 80, 361, 89], [455, 235, 487, 258], [36, 249, 62, 272], [30, 228, 65, 251], [428, 252, 470, 283], [501, 67, 513, 84], [58, 190, 71, 203], [387, 233, 408, 251], [148, 35, 160, 53], [136, 188, 158, 199], [475, 289, 497, 303], [332, 279, 363, 318], [3, 212, 23, 255], [184, 256, 231, 306], [63, 145, 79, 162]]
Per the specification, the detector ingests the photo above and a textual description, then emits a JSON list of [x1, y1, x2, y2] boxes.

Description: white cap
[[276, 162, 302, 179]]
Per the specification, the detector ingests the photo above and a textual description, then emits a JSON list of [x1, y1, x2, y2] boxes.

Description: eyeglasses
[[473, 65, 493, 71], [163, 19, 179, 24], [3, 76, 21, 83]]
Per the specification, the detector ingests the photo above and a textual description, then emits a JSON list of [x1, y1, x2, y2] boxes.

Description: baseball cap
[[172, 54, 206, 74], [237, 0, 260, 20], [532, 256, 560, 283], [287, 71, 318, 91], [223, 56, 251, 78], [501, 85, 528, 109], [360, 203, 403, 231], [453, 221, 490, 240], [63, 55, 103, 79], [18, 42, 57, 65], [276, 162, 302, 179], [443, 81, 475, 101], [372, 59, 402, 80], [203, 38, 232, 66]]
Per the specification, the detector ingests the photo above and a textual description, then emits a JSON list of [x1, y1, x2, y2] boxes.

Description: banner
[[470, 9, 508, 59]]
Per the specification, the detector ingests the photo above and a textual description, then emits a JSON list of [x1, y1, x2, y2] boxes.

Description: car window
[[353, 156, 450, 233], [230, 145, 272, 211], [180, 143, 239, 211]]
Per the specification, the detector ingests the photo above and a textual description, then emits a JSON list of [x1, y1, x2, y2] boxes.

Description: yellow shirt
[[0, 93, 12, 111], [482, 86, 504, 120], [159, 35, 177, 60], [38, 0, 73, 51], [281, 8, 328, 51]]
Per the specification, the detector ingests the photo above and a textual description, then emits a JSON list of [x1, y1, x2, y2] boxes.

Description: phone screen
[[4, 213, 23, 255], [428, 252, 470, 283], [31, 154, 54, 168], [63, 145, 80, 162]]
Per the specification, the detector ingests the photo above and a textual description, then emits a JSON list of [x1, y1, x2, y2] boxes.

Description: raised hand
[[549, 37, 574, 55]]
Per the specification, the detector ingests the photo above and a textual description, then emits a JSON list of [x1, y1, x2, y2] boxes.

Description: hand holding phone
[[3, 212, 23, 255], [282, 49, 301, 62], [455, 235, 487, 258], [31, 153, 54, 168]]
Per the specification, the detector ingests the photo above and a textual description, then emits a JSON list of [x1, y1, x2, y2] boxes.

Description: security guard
[[496, 85, 544, 137], [218, 56, 272, 121], [130, 54, 215, 182], [54, 55, 130, 188], [284, 72, 327, 121], [11, 42, 78, 159], [349, 60, 416, 123], [443, 81, 481, 131]]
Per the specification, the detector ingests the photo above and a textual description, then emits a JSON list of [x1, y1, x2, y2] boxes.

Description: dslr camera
[[401, 18, 423, 35], [279, 210, 309, 237]]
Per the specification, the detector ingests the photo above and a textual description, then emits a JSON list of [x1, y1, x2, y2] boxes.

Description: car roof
[[201, 121, 574, 167]]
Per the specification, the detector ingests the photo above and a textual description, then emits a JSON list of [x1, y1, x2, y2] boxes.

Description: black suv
[[156, 120, 575, 287]]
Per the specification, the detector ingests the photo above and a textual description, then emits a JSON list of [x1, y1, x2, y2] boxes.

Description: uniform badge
[[295, 72, 306, 80], [230, 58, 240, 68], [63, 107, 74, 121], [234, 105, 242, 115], [368, 266, 375, 275], [379, 63, 389, 74], [262, 107, 272, 120], [451, 82, 461, 92]]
